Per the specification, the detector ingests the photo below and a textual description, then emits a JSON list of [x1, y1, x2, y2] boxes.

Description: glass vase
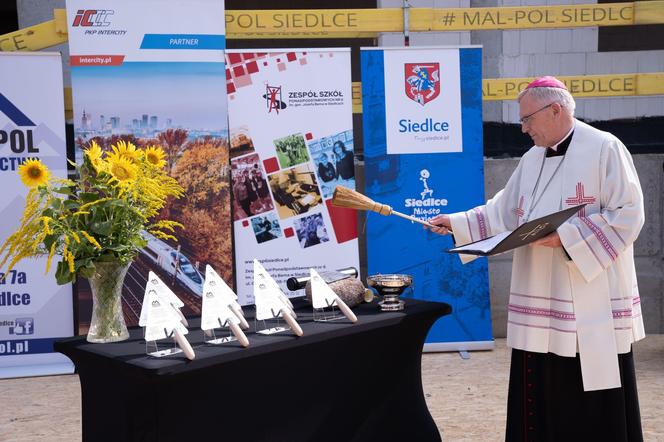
[[87, 260, 131, 343]]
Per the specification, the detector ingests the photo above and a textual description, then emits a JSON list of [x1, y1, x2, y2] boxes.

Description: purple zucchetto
[[526, 76, 567, 90]]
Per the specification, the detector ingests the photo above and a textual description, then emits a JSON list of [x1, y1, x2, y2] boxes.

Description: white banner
[[383, 47, 463, 154], [226, 48, 359, 305], [66, 0, 225, 63], [0, 53, 73, 378], [66, 0, 230, 331]]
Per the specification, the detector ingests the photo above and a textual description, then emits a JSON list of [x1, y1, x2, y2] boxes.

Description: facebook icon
[[9, 318, 34, 336]]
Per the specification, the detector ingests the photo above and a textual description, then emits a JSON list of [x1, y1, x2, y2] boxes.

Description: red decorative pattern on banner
[[225, 52, 309, 95], [284, 227, 295, 238], [242, 220, 249, 227], [246, 61, 259, 74], [305, 132, 313, 140], [325, 200, 357, 244], [263, 157, 279, 174], [70, 55, 125, 66]]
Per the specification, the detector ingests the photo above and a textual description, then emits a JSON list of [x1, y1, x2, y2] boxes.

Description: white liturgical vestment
[[449, 120, 645, 391]]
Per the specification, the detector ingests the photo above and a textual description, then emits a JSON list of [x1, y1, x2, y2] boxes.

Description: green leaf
[[53, 186, 73, 195], [90, 220, 113, 236], [55, 261, 74, 285], [78, 265, 95, 279], [63, 200, 80, 210], [43, 234, 59, 251], [79, 192, 99, 203], [50, 198, 63, 210]]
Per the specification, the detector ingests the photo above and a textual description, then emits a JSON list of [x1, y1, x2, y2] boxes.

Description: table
[[55, 298, 451, 442]]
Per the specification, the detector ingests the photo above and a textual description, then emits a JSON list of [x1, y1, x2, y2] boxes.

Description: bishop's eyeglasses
[[519, 102, 556, 125]]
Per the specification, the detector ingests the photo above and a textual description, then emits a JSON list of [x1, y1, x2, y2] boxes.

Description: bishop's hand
[[427, 214, 451, 235], [532, 231, 562, 248]]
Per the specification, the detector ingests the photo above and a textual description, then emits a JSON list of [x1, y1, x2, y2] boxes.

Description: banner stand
[[0, 361, 74, 379], [362, 46, 494, 352]]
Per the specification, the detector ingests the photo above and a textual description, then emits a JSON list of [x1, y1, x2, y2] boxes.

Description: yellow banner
[[62, 74, 664, 117], [0, 19, 66, 52], [349, 73, 664, 109], [225, 9, 396, 38], [481, 73, 664, 100], [3, 3, 664, 50], [412, 3, 635, 31]]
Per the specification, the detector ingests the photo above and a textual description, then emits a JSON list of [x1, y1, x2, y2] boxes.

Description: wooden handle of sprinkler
[[391, 209, 452, 232], [173, 329, 196, 360], [335, 298, 358, 323], [282, 310, 304, 337], [229, 321, 250, 348]]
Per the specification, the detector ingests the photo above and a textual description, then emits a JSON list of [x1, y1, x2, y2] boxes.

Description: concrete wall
[[379, 0, 664, 123], [17, 0, 70, 87], [484, 154, 664, 337]]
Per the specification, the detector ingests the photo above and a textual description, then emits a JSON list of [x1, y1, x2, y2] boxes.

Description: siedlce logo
[[72, 9, 114, 27], [404, 63, 440, 106], [262, 84, 287, 114]]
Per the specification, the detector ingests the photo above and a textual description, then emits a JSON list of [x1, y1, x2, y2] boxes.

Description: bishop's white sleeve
[[448, 158, 525, 263], [558, 137, 644, 283]]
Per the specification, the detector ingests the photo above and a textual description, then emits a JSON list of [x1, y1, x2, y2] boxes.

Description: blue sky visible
[[72, 62, 227, 130]]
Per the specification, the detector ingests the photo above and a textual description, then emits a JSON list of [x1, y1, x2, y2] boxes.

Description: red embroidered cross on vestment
[[513, 195, 525, 224], [565, 182, 596, 217]]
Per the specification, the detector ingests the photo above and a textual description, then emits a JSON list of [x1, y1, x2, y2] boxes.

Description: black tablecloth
[[56, 298, 451, 442]]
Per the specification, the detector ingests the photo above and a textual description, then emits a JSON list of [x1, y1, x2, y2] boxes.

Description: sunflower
[[107, 155, 138, 186], [18, 159, 50, 188], [144, 146, 166, 168], [84, 141, 105, 171], [111, 140, 140, 162]]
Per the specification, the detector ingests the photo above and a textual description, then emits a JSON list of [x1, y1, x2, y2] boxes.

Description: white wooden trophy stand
[[253, 259, 303, 337], [309, 268, 358, 323], [139, 272, 195, 360], [201, 265, 249, 347]]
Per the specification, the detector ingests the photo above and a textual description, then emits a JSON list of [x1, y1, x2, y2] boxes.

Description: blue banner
[[361, 47, 492, 348], [140, 34, 226, 50]]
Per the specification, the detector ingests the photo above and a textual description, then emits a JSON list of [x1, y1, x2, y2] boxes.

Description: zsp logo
[[405, 63, 440, 106], [262, 84, 287, 114], [72, 9, 114, 27]]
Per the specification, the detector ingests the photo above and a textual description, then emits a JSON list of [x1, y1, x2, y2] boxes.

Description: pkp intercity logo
[[263, 84, 287, 114], [72, 9, 114, 27], [405, 63, 440, 106]]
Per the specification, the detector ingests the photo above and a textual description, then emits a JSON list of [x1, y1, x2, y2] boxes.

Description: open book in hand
[[447, 204, 586, 256]]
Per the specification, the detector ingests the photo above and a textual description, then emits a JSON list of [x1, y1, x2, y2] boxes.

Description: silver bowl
[[366, 274, 413, 311]]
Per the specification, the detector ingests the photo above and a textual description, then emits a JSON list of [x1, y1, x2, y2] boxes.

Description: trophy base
[[147, 347, 183, 358], [205, 336, 237, 345], [257, 326, 289, 335], [379, 299, 405, 311]]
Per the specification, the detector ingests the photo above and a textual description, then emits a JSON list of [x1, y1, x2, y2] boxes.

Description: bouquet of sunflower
[[0, 140, 184, 284]]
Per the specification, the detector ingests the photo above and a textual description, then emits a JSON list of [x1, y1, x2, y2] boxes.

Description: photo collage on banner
[[362, 47, 493, 350], [226, 49, 360, 305], [66, 0, 229, 331], [0, 53, 74, 377]]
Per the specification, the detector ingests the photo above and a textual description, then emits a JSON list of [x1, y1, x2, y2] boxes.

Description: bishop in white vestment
[[430, 76, 644, 441]]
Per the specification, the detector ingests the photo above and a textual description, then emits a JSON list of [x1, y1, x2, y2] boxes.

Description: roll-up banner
[[66, 0, 230, 332], [0, 52, 74, 378], [361, 46, 493, 351], [226, 49, 359, 304]]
